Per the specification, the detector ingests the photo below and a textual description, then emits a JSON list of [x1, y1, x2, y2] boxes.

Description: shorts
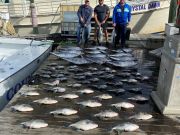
[[95, 22, 108, 30]]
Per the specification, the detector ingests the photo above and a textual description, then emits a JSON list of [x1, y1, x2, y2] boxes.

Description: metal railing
[[0, 0, 117, 17]]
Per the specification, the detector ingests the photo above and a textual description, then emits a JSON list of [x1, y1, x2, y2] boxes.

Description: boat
[[0, 0, 170, 34], [0, 36, 52, 110]]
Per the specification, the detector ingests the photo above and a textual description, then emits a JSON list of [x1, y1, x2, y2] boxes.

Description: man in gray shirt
[[94, 0, 110, 46], [77, 0, 93, 47]]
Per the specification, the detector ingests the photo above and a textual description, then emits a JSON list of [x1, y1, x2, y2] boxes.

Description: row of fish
[[51, 46, 138, 67]]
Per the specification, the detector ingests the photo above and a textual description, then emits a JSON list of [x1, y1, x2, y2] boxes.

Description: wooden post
[[30, 0, 39, 34]]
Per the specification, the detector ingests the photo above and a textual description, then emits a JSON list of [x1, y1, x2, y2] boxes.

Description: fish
[[77, 100, 102, 108], [89, 78, 99, 82], [73, 75, 86, 80], [111, 102, 135, 109], [33, 97, 58, 105], [141, 76, 150, 81], [51, 52, 81, 58], [60, 50, 82, 54], [47, 63, 58, 66], [107, 89, 126, 95], [129, 112, 152, 120], [40, 70, 52, 75], [109, 56, 136, 61], [63, 57, 92, 65], [77, 89, 94, 94], [46, 87, 66, 93], [85, 46, 107, 51], [116, 72, 131, 77], [85, 50, 102, 54], [128, 88, 142, 94], [107, 60, 137, 68], [21, 119, 48, 129], [79, 80, 91, 84], [69, 120, 98, 131], [40, 74, 51, 78], [57, 77, 68, 82], [109, 53, 132, 57], [68, 83, 82, 88], [100, 74, 115, 79], [51, 74, 65, 78], [97, 26, 103, 44], [48, 67, 56, 71], [68, 65, 79, 69], [43, 80, 60, 86], [87, 67, 98, 71], [60, 47, 82, 51], [91, 84, 107, 90], [59, 94, 79, 99], [128, 95, 149, 103], [94, 110, 118, 119], [121, 79, 138, 84], [95, 94, 112, 100], [112, 122, 139, 132], [20, 91, 39, 96], [50, 108, 78, 116], [86, 54, 106, 58], [11, 104, 34, 112], [106, 81, 123, 87], [56, 65, 64, 70]]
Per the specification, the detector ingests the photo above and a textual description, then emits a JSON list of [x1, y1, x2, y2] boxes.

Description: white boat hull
[[0, 37, 52, 110]]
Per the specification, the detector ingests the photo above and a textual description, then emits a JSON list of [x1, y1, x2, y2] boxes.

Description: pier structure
[[151, 34, 180, 114]]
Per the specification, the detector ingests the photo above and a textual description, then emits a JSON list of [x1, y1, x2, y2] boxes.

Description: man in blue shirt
[[77, 0, 93, 47], [112, 0, 131, 48]]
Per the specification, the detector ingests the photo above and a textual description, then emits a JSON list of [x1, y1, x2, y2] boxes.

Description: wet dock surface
[[0, 48, 180, 135]]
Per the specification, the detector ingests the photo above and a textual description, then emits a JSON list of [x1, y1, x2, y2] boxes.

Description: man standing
[[77, 0, 93, 46], [113, 0, 131, 48], [94, 0, 110, 46]]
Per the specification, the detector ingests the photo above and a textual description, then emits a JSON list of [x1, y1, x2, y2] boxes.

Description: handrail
[[0, 0, 169, 17]]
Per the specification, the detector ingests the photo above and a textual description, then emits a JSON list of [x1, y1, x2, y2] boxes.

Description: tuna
[[21, 119, 48, 129], [63, 57, 92, 65], [69, 120, 98, 131]]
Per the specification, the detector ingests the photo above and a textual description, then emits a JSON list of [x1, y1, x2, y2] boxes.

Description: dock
[[0, 51, 180, 135]]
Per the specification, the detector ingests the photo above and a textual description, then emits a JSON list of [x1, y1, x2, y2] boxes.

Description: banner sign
[[131, 1, 160, 13]]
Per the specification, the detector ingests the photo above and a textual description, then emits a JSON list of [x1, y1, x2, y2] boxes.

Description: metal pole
[[30, 0, 39, 34]]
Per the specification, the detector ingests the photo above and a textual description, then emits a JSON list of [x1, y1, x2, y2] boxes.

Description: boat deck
[[0, 48, 180, 135], [0, 37, 52, 82]]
